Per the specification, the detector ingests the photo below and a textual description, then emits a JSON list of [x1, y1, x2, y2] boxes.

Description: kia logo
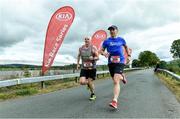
[[95, 34, 105, 39], [56, 12, 72, 21]]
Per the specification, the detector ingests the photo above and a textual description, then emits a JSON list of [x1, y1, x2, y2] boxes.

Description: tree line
[[132, 39, 180, 74]]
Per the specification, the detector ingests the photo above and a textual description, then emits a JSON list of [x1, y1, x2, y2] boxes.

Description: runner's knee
[[114, 74, 123, 81], [79, 77, 87, 85], [88, 78, 93, 83], [113, 77, 120, 85], [80, 81, 86, 85]]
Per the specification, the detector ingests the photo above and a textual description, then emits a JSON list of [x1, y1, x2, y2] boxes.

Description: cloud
[[111, 0, 180, 33], [0, 0, 180, 65], [124, 22, 180, 61], [0, 0, 49, 49]]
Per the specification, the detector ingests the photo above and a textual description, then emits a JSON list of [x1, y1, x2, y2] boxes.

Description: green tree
[[132, 59, 141, 67], [170, 39, 180, 59], [159, 60, 167, 69], [167, 59, 180, 75], [138, 51, 160, 67]]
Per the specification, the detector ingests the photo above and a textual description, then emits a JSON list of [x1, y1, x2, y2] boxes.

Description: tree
[[138, 51, 160, 67], [170, 39, 180, 59], [159, 60, 167, 69], [167, 59, 180, 74], [132, 59, 141, 67]]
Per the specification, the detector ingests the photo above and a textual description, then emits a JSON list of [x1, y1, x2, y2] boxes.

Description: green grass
[[157, 73, 180, 102], [0, 93, 15, 100], [15, 88, 38, 96]]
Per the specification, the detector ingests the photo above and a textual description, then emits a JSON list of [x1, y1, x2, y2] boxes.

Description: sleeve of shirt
[[122, 38, 126, 46], [102, 40, 107, 49]]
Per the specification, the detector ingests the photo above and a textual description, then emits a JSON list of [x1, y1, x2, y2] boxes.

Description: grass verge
[[156, 73, 180, 102]]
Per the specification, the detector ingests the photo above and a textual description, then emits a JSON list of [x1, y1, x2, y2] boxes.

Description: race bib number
[[83, 61, 93, 68], [110, 56, 120, 63]]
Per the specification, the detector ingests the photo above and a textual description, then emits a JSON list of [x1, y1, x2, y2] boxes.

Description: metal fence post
[[41, 72, 45, 89], [75, 77, 79, 83], [41, 81, 45, 89]]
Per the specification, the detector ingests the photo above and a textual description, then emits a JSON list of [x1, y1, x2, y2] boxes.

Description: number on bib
[[110, 56, 120, 63], [83, 62, 93, 68]]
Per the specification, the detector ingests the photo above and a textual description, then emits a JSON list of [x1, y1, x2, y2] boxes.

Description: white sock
[[113, 98, 117, 102]]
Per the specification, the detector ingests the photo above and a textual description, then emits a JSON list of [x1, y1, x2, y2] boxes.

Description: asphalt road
[[0, 69, 179, 118]]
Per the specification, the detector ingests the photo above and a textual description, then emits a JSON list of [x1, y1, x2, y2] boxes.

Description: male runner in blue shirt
[[100, 25, 131, 109]]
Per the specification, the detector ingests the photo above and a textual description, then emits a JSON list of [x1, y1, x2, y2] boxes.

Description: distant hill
[[0, 64, 40, 69], [0, 63, 110, 71], [0, 64, 76, 70]]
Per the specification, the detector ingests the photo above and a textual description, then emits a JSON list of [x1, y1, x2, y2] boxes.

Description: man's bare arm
[[100, 47, 109, 58], [124, 45, 130, 56], [93, 49, 99, 61], [77, 49, 81, 70], [124, 45, 131, 64]]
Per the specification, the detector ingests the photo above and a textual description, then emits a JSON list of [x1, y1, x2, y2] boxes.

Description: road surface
[[0, 69, 179, 118]]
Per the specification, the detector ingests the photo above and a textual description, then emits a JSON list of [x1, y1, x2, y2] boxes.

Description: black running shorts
[[108, 63, 125, 77], [80, 69, 97, 80]]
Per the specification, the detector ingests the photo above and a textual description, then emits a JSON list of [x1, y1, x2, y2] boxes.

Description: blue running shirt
[[102, 37, 126, 64]]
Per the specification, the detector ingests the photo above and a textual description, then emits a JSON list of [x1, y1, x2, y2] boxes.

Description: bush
[[167, 65, 180, 75]]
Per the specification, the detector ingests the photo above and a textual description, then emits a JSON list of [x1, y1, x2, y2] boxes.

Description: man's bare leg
[[113, 74, 123, 101], [88, 78, 96, 100], [109, 73, 123, 108]]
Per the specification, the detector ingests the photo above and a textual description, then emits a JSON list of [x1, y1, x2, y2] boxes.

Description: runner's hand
[[103, 52, 109, 58], [89, 56, 94, 60], [126, 56, 131, 64]]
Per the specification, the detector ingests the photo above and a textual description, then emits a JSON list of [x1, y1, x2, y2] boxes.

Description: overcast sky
[[0, 0, 180, 65]]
